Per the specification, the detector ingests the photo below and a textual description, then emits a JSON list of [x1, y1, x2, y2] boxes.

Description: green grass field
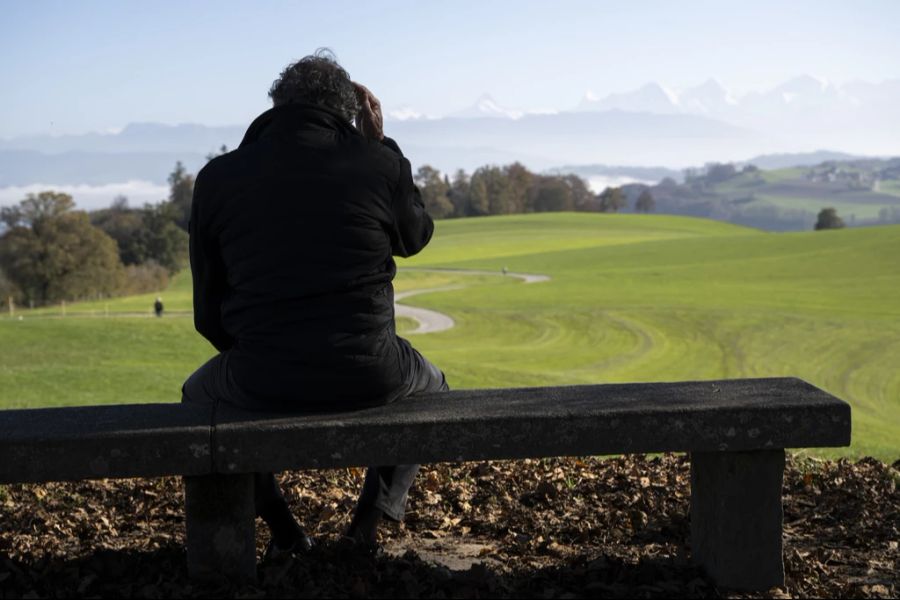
[[708, 166, 900, 222], [2, 213, 898, 459], [878, 179, 900, 196], [754, 194, 888, 221]]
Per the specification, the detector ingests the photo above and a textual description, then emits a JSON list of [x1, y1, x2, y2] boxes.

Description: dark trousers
[[181, 339, 448, 524]]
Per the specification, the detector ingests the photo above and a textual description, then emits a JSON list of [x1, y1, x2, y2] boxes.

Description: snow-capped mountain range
[[388, 93, 558, 121], [1, 75, 898, 209], [377, 75, 900, 172], [389, 75, 900, 125]]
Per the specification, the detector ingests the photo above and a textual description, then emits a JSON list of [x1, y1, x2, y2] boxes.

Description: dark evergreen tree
[[814, 207, 846, 230], [448, 169, 470, 217], [467, 167, 493, 216], [91, 198, 146, 265], [530, 177, 573, 212], [635, 189, 656, 212], [564, 174, 595, 212], [136, 202, 189, 273], [414, 165, 454, 219], [598, 187, 626, 213], [168, 161, 195, 231], [503, 163, 534, 213]]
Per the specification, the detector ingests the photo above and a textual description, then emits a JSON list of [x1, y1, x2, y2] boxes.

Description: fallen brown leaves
[[0, 454, 896, 598]]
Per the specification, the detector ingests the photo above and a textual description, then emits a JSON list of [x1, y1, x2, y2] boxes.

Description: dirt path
[[9, 270, 549, 336], [403, 267, 550, 284], [395, 268, 550, 335], [394, 286, 462, 335]]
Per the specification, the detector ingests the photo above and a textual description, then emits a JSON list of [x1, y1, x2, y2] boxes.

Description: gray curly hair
[[268, 48, 359, 123]]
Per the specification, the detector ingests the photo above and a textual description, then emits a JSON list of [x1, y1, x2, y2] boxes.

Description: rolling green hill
[[640, 158, 900, 230], [727, 163, 900, 221], [2, 213, 898, 459]]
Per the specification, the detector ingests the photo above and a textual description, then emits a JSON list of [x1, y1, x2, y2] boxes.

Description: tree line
[[415, 163, 654, 218], [0, 162, 196, 307], [0, 156, 656, 308]]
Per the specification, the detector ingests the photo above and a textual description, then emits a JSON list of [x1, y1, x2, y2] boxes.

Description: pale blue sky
[[1, 0, 898, 137]]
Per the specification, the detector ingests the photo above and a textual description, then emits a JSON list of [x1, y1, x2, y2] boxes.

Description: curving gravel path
[[395, 268, 550, 335], [13, 270, 548, 337], [402, 267, 550, 284]]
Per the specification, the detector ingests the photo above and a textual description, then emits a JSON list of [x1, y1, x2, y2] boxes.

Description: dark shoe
[[263, 533, 315, 562], [347, 504, 384, 541]]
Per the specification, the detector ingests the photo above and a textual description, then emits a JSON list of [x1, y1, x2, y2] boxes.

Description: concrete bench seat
[[0, 403, 213, 483], [0, 377, 851, 591]]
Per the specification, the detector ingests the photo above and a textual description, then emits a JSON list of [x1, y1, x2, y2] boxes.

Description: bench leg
[[690, 450, 785, 591], [184, 473, 256, 584]]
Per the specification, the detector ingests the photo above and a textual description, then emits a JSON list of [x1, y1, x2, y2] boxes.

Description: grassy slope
[[711, 167, 900, 220], [2, 213, 898, 458], [880, 180, 900, 196], [400, 214, 900, 459]]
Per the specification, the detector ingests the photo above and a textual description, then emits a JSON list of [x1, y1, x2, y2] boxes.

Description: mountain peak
[[578, 82, 680, 113], [680, 79, 737, 112], [450, 94, 523, 119], [776, 74, 831, 93], [638, 82, 680, 105], [695, 78, 728, 93]]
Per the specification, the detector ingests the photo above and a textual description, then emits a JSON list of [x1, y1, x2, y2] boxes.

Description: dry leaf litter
[[0, 454, 897, 598]]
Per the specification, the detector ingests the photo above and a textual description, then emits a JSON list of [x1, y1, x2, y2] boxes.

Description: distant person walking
[[153, 297, 164, 317], [182, 49, 447, 557]]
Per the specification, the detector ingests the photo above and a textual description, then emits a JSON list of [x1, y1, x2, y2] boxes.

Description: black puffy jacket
[[189, 103, 434, 408]]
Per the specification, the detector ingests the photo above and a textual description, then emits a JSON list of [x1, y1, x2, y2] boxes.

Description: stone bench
[[0, 377, 850, 591]]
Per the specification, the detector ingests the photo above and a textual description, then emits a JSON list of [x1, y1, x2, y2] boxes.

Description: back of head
[[268, 48, 359, 123]]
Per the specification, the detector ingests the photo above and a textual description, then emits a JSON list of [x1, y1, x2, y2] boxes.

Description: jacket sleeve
[[382, 137, 434, 258], [189, 169, 234, 352]]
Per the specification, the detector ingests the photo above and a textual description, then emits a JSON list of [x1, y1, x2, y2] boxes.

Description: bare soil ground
[[0, 454, 897, 598]]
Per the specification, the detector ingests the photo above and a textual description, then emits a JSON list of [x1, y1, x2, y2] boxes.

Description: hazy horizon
[[2, 0, 899, 138], [0, 73, 897, 139], [3, 0, 900, 214]]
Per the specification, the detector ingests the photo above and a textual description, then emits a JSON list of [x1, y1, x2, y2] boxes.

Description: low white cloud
[[585, 176, 655, 194], [0, 181, 168, 212], [387, 107, 432, 121]]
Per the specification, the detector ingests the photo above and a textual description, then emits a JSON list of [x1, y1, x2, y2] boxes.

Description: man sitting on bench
[[181, 48, 447, 557]]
